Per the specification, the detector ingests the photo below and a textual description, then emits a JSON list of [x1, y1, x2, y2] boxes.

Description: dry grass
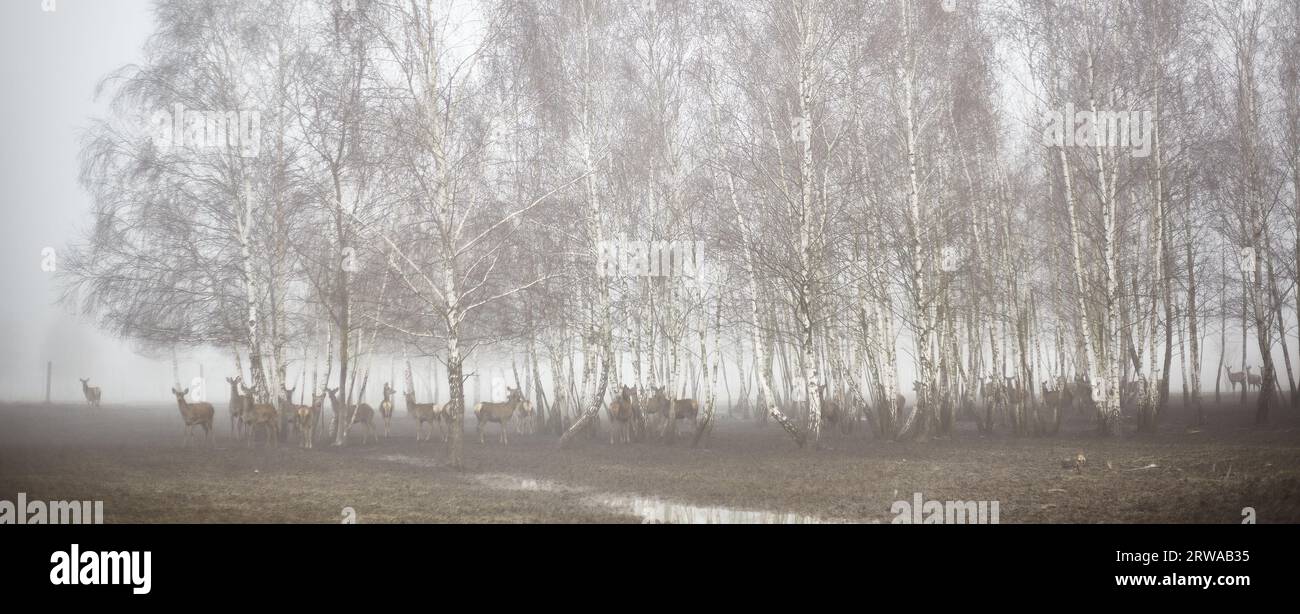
[[1, 398, 1298, 523]]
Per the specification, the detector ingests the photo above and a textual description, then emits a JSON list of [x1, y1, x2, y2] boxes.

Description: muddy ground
[[1, 396, 1298, 523]]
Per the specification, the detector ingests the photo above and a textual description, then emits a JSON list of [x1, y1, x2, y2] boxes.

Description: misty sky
[[0, 0, 169, 402]]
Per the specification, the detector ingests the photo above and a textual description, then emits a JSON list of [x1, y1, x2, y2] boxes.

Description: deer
[[281, 385, 318, 448], [1224, 365, 1247, 393], [641, 387, 665, 431], [79, 378, 101, 408], [379, 383, 396, 438], [170, 387, 214, 447], [606, 385, 637, 444], [326, 388, 377, 445], [514, 399, 535, 435], [225, 376, 245, 436], [817, 384, 844, 431], [404, 390, 446, 442], [1058, 377, 1075, 412], [239, 383, 280, 447], [1071, 374, 1094, 414], [474, 386, 526, 445], [294, 391, 325, 448], [645, 385, 698, 431], [1247, 366, 1263, 391]]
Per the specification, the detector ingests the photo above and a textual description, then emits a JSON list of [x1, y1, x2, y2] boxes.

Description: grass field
[[1, 397, 1298, 523]]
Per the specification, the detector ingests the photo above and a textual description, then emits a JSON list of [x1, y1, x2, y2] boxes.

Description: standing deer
[[379, 383, 396, 437], [326, 388, 377, 445], [225, 376, 245, 436], [817, 384, 848, 433], [1057, 377, 1075, 413], [240, 383, 280, 447], [1039, 382, 1066, 434], [646, 386, 698, 433], [293, 391, 325, 448], [79, 378, 101, 408], [1224, 365, 1247, 393], [170, 387, 214, 447], [1247, 366, 1262, 391], [280, 386, 314, 448], [606, 385, 637, 444], [643, 386, 667, 430], [404, 390, 446, 442], [514, 398, 535, 435], [474, 386, 525, 445]]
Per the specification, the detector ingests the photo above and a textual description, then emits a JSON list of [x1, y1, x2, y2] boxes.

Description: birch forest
[[58, 0, 1300, 476]]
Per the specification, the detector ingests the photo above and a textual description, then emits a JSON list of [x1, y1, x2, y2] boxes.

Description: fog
[[0, 0, 1294, 412], [0, 1, 167, 402]]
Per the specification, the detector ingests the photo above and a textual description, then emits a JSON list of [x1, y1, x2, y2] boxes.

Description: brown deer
[[474, 386, 526, 444], [1058, 378, 1075, 412], [240, 383, 280, 447], [646, 386, 698, 431], [817, 384, 845, 432], [327, 388, 377, 445], [281, 385, 318, 448], [643, 386, 667, 428], [1041, 383, 1061, 408], [404, 390, 446, 442], [673, 398, 699, 426], [295, 391, 325, 448], [1224, 365, 1247, 393], [379, 383, 396, 437], [514, 399, 535, 435], [225, 376, 245, 436], [1039, 382, 1067, 434], [79, 378, 101, 408], [606, 385, 637, 444], [1246, 366, 1262, 391], [170, 387, 214, 446]]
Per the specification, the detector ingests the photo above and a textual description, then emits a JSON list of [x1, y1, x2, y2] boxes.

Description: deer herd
[[74, 358, 1278, 449], [1222, 365, 1264, 393]]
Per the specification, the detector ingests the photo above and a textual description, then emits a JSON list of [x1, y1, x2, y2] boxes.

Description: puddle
[[372, 453, 441, 468], [375, 454, 854, 524], [471, 473, 574, 494], [594, 494, 844, 524]]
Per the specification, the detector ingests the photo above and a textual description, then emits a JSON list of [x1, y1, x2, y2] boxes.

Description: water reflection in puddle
[[375, 455, 851, 524], [373, 453, 441, 468], [595, 494, 842, 524]]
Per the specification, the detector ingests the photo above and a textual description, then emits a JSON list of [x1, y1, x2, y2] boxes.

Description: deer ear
[[182, 388, 189, 395]]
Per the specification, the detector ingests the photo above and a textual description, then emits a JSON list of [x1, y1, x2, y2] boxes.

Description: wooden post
[[45, 361, 52, 404]]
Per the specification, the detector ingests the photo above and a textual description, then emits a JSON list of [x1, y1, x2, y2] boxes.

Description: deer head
[[326, 387, 342, 413], [170, 387, 192, 410], [280, 385, 298, 409]]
